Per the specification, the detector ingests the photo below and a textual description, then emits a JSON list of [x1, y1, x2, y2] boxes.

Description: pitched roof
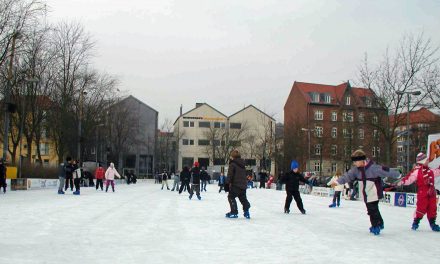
[[119, 95, 158, 113], [390, 107, 440, 125], [173, 103, 227, 125], [229, 104, 275, 121]]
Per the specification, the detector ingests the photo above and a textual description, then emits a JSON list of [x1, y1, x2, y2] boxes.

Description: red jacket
[[95, 167, 106, 180], [401, 165, 440, 197]]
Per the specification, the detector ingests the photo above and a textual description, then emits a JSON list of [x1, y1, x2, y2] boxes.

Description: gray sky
[[46, 0, 440, 124]]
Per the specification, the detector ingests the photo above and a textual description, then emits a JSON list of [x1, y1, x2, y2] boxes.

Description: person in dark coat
[[259, 170, 267, 189], [178, 166, 191, 194], [189, 162, 201, 200], [200, 167, 209, 192], [0, 158, 7, 193], [281, 160, 309, 214], [225, 150, 251, 219]]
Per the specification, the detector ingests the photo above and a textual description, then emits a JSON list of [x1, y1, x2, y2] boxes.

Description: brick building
[[284, 81, 386, 176]]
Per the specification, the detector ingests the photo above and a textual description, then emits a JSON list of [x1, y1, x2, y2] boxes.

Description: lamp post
[[77, 90, 87, 162], [396, 90, 421, 173], [2, 32, 22, 161], [301, 128, 313, 173]]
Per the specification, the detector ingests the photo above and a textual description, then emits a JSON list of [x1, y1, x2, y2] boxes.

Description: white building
[[174, 103, 275, 175]]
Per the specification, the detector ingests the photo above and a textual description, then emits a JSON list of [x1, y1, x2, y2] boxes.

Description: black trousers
[[228, 186, 251, 214], [96, 179, 104, 190], [74, 178, 81, 192], [0, 178, 6, 192], [189, 184, 200, 197], [179, 181, 190, 194], [65, 177, 73, 191], [259, 181, 265, 188], [285, 191, 304, 212], [366, 201, 383, 227]]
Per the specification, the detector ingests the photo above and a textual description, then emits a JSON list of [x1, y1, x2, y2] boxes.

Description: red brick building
[[284, 81, 386, 176]]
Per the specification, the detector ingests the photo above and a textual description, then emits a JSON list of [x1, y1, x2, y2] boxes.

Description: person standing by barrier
[[327, 170, 343, 207], [57, 160, 66, 194], [171, 172, 180, 191], [395, 152, 440, 232], [189, 162, 201, 200], [178, 166, 191, 194], [258, 170, 267, 189], [105, 162, 121, 192], [332, 149, 400, 235], [281, 160, 309, 215], [225, 150, 251, 219], [0, 159, 7, 193], [95, 163, 105, 191]]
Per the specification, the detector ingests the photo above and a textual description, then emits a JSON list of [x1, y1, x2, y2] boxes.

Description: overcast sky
[[46, 0, 440, 124]]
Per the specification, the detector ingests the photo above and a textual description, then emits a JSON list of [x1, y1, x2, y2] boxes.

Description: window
[[343, 111, 353, 122], [344, 146, 351, 156], [331, 163, 337, 173], [372, 146, 380, 157], [331, 111, 337, 121], [372, 115, 378, 124], [359, 129, 364, 139], [418, 123, 429, 130], [314, 162, 321, 172], [40, 143, 49, 155], [198, 139, 210, 146], [182, 139, 194, 145], [398, 156, 404, 162], [199, 121, 210, 128], [343, 129, 353, 138], [314, 144, 321, 155], [358, 113, 364, 123], [373, 129, 379, 139], [397, 146, 404, 153], [324, 94, 331, 104], [331, 145, 337, 156], [91, 147, 96, 155], [230, 123, 242, 129], [310, 92, 319, 102], [314, 110, 323, 120], [214, 122, 225, 128], [345, 96, 351, 105], [315, 126, 323, 137], [183, 121, 194, 127], [365, 97, 372, 107], [331, 127, 337, 138], [182, 157, 194, 168], [397, 136, 403, 142]]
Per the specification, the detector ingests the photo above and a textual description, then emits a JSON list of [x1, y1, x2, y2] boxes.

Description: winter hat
[[416, 152, 428, 164], [194, 161, 199, 167], [290, 160, 299, 170]]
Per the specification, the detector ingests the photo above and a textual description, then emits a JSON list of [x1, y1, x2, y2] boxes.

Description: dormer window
[[345, 96, 351, 105], [365, 97, 372, 107], [324, 94, 331, 104], [312, 93, 319, 102]]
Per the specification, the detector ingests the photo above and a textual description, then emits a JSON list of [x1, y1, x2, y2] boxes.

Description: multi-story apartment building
[[390, 107, 440, 171], [174, 103, 275, 174], [284, 81, 386, 176]]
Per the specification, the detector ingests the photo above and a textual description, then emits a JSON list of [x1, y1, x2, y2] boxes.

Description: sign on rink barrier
[[383, 191, 438, 211], [310, 187, 334, 197]]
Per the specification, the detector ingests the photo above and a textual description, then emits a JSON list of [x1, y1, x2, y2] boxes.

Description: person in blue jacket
[[281, 160, 310, 215]]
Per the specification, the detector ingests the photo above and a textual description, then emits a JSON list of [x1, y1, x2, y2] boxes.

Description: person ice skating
[[218, 172, 226, 193], [332, 149, 400, 235], [225, 150, 251, 219], [64, 159, 74, 192], [95, 163, 105, 191], [281, 160, 309, 214], [189, 162, 201, 200], [327, 170, 343, 207], [171, 172, 180, 191], [200, 167, 209, 192], [266, 174, 274, 189], [395, 152, 440, 232], [247, 174, 254, 189], [259, 169, 267, 188], [0, 158, 7, 193], [178, 166, 191, 194], [72, 160, 82, 195], [57, 157, 73, 194], [105, 162, 121, 192], [161, 169, 170, 190]]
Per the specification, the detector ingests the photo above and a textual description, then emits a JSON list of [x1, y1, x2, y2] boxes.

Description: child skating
[[280, 160, 310, 214], [105, 162, 121, 192], [327, 170, 343, 207]]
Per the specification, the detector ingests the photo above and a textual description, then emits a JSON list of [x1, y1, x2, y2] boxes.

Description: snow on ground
[[0, 181, 439, 264]]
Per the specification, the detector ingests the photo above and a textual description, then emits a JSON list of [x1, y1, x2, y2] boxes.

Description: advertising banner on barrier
[[27, 179, 59, 190], [394, 192, 407, 207], [11, 178, 28, 190], [382, 192, 394, 205], [406, 193, 417, 208], [311, 187, 334, 197]]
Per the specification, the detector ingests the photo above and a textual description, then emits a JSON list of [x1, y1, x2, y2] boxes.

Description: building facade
[[174, 103, 275, 174], [284, 81, 386, 176]]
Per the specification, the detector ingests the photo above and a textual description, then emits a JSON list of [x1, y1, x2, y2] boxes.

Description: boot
[[369, 226, 380, 235], [244, 210, 250, 219], [73, 190, 80, 195], [58, 190, 65, 195], [429, 218, 440, 232], [105, 186, 109, 192], [189, 194, 193, 200], [197, 195, 201, 200], [225, 212, 238, 218], [112, 186, 115, 192], [284, 208, 290, 214], [337, 201, 340, 207], [328, 203, 336, 208], [300, 209, 306, 215], [412, 218, 421, 231]]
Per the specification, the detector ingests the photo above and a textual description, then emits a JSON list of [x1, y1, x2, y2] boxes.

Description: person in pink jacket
[[105, 162, 121, 192], [397, 152, 440, 231]]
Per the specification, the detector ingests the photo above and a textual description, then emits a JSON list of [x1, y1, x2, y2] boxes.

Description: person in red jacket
[[397, 152, 440, 232], [95, 163, 106, 191]]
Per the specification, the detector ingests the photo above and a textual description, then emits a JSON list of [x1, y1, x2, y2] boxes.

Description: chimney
[[196, 103, 204, 108]]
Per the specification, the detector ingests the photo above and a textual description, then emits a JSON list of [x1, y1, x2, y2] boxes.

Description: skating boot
[[58, 190, 65, 195], [328, 203, 336, 208], [243, 211, 250, 219], [197, 195, 201, 200], [284, 208, 290, 214], [369, 226, 380, 235], [412, 218, 421, 231], [379, 223, 384, 230], [189, 194, 193, 200], [225, 212, 238, 218], [300, 209, 306, 215], [73, 190, 80, 195], [429, 218, 440, 232], [337, 202, 340, 207]]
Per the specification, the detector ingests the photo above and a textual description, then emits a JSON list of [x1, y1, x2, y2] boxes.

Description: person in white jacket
[[105, 162, 121, 192], [327, 171, 344, 207]]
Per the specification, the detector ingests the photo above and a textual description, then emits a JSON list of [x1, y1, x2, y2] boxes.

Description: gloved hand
[[384, 186, 395, 192]]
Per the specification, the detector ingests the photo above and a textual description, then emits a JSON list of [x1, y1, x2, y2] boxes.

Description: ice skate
[[243, 211, 250, 219], [328, 203, 336, 208], [369, 226, 380, 235], [225, 212, 238, 218]]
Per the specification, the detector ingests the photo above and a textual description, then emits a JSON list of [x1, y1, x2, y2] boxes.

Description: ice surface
[[0, 181, 439, 264]]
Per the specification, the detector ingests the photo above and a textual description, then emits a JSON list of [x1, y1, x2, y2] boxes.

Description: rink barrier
[[382, 191, 440, 212]]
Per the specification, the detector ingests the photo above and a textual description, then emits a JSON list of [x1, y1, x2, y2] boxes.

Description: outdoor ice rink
[[0, 181, 439, 264]]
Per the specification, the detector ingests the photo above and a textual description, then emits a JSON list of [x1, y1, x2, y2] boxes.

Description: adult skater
[[189, 162, 201, 200], [161, 169, 170, 190], [95, 163, 105, 191], [396, 152, 440, 231], [331, 149, 401, 235], [171, 172, 180, 191], [218, 172, 226, 193], [0, 158, 7, 193], [258, 169, 267, 188], [225, 150, 251, 219], [178, 166, 191, 194], [72, 160, 82, 195], [327, 170, 344, 207], [105, 162, 121, 192], [281, 160, 309, 214], [200, 167, 209, 192], [57, 157, 73, 195]]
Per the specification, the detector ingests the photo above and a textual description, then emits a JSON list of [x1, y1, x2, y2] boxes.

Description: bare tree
[[357, 33, 439, 166]]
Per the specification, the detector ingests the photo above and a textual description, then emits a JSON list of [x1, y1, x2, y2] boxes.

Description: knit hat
[[194, 161, 199, 167], [416, 152, 428, 164], [290, 160, 299, 170]]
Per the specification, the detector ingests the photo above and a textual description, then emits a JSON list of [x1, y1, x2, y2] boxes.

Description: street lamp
[[77, 90, 87, 162], [2, 31, 22, 161], [301, 127, 314, 173], [396, 90, 421, 173]]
